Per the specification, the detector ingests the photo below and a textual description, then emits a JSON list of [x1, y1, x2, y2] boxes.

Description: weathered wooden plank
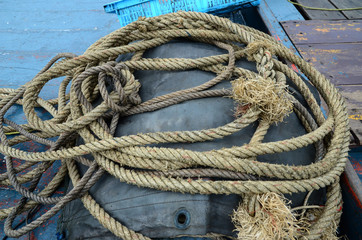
[[0, 10, 112, 31], [263, 0, 304, 22], [258, 0, 303, 55], [281, 20, 362, 45], [0, 0, 117, 13], [297, 43, 362, 85], [330, 0, 362, 19], [0, 53, 68, 102], [0, 0, 120, 100], [336, 85, 362, 142], [295, 0, 346, 20], [0, 30, 109, 53]]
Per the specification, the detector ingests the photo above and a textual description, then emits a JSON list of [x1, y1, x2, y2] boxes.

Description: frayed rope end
[[232, 193, 305, 240], [231, 76, 293, 123]]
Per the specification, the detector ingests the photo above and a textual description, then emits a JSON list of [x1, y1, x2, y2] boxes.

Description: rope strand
[[0, 12, 349, 239]]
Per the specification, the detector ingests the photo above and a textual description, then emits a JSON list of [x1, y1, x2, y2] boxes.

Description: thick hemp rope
[[0, 12, 349, 239]]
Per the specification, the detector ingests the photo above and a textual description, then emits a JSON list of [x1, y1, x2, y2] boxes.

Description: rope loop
[[73, 61, 141, 113], [0, 12, 349, 239]]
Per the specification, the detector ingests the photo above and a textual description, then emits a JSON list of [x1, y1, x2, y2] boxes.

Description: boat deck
[[259, 0, 362, 145], [283, 0, 362, 146], [0, 1, 120, 239], [295, 0, 362, 20]]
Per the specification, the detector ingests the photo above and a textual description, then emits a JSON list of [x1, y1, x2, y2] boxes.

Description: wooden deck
[[281, 0, 362, 144], [276, 2, 362, 239], [0, 0, 120, 101], [295, 0, 362, 20], [282, 19, 362, 142]]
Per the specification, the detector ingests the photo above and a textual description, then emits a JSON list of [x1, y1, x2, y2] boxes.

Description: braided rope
[[0, 12, 349, 239]]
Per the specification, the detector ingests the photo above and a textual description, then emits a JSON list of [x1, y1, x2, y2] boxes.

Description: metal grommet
[[174, 208, 191, 229]]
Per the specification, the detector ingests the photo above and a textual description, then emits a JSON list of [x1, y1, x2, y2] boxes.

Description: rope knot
[[72, 61, 141, 114], [231, 76, 293, 123], [135, 18, 148, 32], [246, 41, 276, 82], [101, 62, 141, 112], [246, 41, 275, 60]]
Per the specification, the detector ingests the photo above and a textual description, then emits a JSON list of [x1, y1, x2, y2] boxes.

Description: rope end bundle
[[232, 193, 341, 240], [232, 193, 306, 240], [231, 76, 293, 123]]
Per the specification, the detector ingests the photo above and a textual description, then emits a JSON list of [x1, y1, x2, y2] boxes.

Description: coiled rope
[[0, 12, 349, 239]]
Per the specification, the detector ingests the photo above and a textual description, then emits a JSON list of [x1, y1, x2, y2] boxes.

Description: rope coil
[[0, 12, 349, 239]]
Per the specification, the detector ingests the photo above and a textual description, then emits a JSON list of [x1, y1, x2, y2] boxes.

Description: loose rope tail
[[0, 12, 349, 239]]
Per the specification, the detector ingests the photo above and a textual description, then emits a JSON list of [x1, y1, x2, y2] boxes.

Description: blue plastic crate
[[104, 0, 260, 27]]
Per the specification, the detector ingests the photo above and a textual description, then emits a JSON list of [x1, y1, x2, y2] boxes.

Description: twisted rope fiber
[[0, 12, 349, 239]]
